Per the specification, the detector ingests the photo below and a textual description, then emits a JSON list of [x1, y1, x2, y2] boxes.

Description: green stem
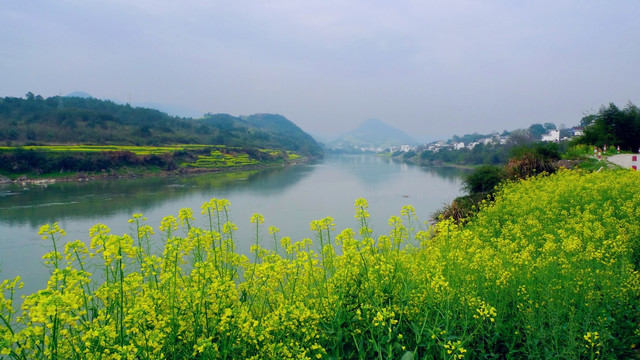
[[118, 247, 125, 349]]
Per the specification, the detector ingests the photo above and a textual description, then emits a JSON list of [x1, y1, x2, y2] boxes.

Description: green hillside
[[201, 113, 323, 156], [0, 94, 322, 156]]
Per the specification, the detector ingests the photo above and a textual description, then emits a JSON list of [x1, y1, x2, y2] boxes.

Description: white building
[[541, 130, 560, 142]]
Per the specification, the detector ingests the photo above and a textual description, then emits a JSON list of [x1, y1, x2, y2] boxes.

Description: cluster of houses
[[541, 127, 584, 142], [424, 134, 509, 153], [390, 127, 586, 154]]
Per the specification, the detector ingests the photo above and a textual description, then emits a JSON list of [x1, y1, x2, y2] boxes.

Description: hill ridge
[[0, 94, 322, 156]]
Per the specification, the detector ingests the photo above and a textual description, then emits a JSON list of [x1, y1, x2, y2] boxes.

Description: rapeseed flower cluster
[[0, 169, 639, 358]]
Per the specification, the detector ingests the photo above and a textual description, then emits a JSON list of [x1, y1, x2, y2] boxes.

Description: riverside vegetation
[[0, 94, 322, 180], [0, 145, 301, 179], [1, 168, 639, 359], [406, 102, 639, 168]]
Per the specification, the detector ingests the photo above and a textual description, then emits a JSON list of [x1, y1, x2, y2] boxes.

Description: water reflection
[[0, 165, 314, 226], [419, 165, 470, 183]]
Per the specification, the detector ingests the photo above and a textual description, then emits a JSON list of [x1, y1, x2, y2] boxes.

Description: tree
[[137, 125, 152, 138], [528, 124, 547, 140], [544, 122, 556, 130], [506, 129, 531, 146], [580, 114, 597, 127], [577, 102, 640, 151], [462, 165, 505, 194]]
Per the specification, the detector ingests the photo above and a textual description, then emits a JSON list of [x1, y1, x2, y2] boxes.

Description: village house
[[541, 130, 560, 142]]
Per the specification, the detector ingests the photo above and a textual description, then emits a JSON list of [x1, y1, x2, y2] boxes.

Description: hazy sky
[[1, 1, 639, 141]]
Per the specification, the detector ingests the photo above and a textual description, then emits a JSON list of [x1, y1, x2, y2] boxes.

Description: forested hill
[[200, 113, 322, 156], [0, 94, 323, 156]]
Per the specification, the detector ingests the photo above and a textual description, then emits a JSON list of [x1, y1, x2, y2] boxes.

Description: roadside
[[606, 154, 640, 169]]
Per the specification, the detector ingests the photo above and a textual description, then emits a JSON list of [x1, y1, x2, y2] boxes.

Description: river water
[[0, 155, 466, 295]]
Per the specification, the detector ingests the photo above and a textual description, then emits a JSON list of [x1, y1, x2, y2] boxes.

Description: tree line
[[575, 102, 640, 151]]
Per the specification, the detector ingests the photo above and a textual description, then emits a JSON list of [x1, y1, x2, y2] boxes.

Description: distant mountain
[[329, 119, 417, 150], [0, 95, 322, 156], [65, 91, 93, 98]]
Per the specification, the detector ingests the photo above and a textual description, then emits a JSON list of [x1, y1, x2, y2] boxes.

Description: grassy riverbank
[[1, 168, 639, 359], [0, 145, 306, 183]]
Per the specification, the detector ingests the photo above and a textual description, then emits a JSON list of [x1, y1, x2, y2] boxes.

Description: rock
[[0, 175, 12, 184]]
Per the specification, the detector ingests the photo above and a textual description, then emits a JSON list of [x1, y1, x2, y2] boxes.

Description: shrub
[[431, 193, 486, 224], [462, 165, 505, 194], [510, 141, 560, 161], [505, 152, 556, 180], [563, 144, 592, 159]]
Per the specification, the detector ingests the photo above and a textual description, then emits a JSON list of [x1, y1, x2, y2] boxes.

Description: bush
[[403, 150, 417, 159], [563, 144, 592, 159], [510, 142, 560, 161], [462, 165, 505, 194], [431, 193, 485, 224], [505, 152, 557, 180]]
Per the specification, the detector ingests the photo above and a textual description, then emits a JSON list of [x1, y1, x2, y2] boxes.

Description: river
[[0, 155, 466, 295]]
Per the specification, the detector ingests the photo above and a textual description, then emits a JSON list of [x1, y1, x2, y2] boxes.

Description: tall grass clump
[[1, 169, 639, 359]]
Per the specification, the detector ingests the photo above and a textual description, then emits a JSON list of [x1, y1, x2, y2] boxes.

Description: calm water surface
[[0, 155, 466, 294]]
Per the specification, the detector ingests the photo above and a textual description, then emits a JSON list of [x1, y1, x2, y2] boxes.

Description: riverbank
[[0, 156, 316, 186], [0, 144, 322, 186]]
